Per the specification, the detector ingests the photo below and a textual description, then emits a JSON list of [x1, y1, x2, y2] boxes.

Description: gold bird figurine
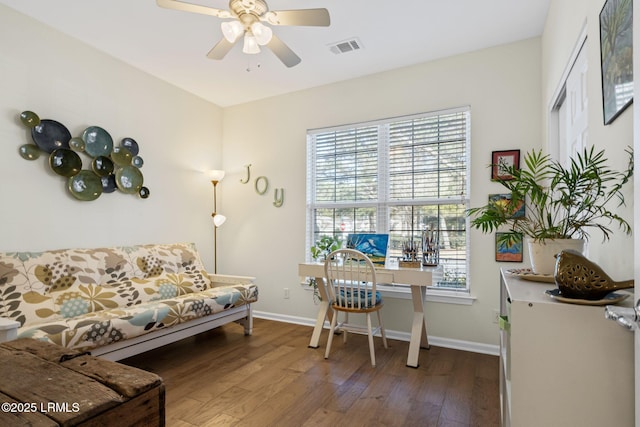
[[554, 250, 634, 300]]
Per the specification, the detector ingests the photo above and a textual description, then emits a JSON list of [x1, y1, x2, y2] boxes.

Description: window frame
[[306, 106, 473, 300]]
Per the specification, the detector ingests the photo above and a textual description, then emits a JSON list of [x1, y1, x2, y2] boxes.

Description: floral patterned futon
[[0, 243, 258, 352]]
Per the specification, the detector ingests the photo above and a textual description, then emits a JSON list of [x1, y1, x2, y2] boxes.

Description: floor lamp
[[208, 170, 226, 274]]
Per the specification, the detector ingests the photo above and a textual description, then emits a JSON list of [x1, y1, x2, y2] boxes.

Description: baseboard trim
[[254, 310, 499, 356]]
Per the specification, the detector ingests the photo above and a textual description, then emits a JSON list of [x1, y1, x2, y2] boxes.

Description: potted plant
[[310, 235, 343, 262], [308, 235, 342, 302], [467, 146, 633, 274]]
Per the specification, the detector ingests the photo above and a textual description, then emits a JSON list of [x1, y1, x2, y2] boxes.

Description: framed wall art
[[600, 0, 633, 125], [495, 232, 523, 262], [488, 193, 525, 219], [491, 150, 520, 181]]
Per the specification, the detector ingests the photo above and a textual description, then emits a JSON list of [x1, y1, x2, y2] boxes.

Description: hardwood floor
[[122, 319, 499, 427]]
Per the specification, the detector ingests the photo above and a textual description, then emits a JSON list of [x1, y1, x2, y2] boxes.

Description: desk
[[298, 263, 433, 368]]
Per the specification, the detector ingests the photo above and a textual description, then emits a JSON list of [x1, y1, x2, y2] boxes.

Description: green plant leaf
[[467, 146, 633, 243]]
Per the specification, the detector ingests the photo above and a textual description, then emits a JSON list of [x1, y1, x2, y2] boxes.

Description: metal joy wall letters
[[241, 164, 284, 207]]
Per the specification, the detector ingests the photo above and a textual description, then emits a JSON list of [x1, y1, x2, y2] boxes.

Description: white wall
[[7, 2, 623, 350], [542, 0, 634, 276], [220, 38, 542, 347], [0, 5, 224, 271]]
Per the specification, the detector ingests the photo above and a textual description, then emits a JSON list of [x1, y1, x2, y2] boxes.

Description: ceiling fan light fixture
[[221, 20, 244, 43], [251, 22, 273, 45], [242, 33, 261, 54], [157, 0, 330, 67]]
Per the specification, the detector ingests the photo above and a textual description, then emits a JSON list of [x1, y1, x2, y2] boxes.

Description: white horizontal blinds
[[384, 108, 470, 289], [313, 126, 378, 203], [307, 106, 470, 290], [388, 111, 468, 201]]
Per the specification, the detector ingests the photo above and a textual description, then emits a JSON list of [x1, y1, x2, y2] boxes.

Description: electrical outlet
[[284, 288, 290, 299], [492, 309, 500, 324]]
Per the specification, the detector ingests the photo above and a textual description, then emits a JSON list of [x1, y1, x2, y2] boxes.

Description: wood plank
[[439, 351, 476, 424], [0, 347, 124, 426], [271, 379, 338, 426], [2, 338, 83, 362], [222, 369, 300, 420], [302, 408, 343, 426], [122, 318, 500, 426], [0, 340, 164, 427], [199, 413, 240, 426], [61, 355, 163, 398], [176, 386, 250, 426], [164, 396, 204, 426], [403, 400, 442, 427], [231, 372, 315, 426], [343, 371, 399, 424], [76, 385, 165, 427], [374, 377, 415, 426], [0, 391, 59, 426]]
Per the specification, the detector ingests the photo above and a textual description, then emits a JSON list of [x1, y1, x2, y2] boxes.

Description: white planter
[[527, 238, 586, 275]]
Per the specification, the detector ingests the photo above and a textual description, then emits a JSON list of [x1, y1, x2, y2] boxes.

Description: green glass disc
[[68, 170, 103, 201]]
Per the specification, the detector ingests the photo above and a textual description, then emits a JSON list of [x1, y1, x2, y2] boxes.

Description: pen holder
[[400, 240, 421, 268], [422, 229, 439, 266]]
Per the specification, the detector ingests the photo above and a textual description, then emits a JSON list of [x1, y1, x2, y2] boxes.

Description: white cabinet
[[499, 269, 634, 427]]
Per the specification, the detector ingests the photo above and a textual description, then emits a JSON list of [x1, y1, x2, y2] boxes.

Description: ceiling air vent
[[328, 38, 363, 55]]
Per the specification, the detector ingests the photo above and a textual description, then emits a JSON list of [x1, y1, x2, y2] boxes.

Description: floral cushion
[[0, 243, 211, 328], [33, 271, 212, 322], [16, 283, 258, 352]]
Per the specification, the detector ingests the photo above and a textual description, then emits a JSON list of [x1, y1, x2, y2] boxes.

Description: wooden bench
[[0, 339, 164, 426]]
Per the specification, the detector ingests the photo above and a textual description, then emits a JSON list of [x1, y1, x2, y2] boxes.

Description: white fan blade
[[263, 9, 330, 26], [156, 0, 232, 19], [207, 38, 236, 60], [266, 34, 301, 68]]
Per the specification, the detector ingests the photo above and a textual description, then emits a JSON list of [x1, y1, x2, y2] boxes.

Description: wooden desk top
[[298, 262, 433, 287]]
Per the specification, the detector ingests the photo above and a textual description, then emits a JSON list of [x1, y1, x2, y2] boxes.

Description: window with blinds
[[307, 107, 470, 290]]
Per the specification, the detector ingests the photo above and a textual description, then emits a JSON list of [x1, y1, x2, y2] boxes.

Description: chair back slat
[[324, 249, 378, 310]]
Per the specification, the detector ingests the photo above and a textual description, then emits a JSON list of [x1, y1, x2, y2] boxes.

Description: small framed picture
[[600, 0, 633, 125], [489, 193, 525, 219], [495, 232, 523, 262], [491, 150, 520, 181]]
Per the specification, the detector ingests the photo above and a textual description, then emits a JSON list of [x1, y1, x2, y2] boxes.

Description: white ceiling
[[0, 0, 550, 107]]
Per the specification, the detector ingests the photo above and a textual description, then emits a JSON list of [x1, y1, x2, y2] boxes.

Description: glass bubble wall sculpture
[[18, 110, 150, 201]]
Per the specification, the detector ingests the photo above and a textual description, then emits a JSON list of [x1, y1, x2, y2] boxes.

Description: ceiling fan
[[156, 0, 330, 67]]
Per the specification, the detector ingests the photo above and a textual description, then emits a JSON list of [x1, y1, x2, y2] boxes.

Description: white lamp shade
[[242, 33, 261, 54], [207, 170, 225, 182], [213, 214, 227, 227], [251, 22, 273, 46], [221, 21, 244, 43]]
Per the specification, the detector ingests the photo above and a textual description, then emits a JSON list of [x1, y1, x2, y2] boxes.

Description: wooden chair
[[323, 249, 388, 367]]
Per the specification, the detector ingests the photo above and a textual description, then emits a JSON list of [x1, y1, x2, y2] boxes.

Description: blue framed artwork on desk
[[346, 234, 389, 265]]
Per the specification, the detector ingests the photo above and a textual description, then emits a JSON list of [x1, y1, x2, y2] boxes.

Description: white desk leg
[[309, 299, 329, 348], [308, 276, 332, 348], [407, 285, 430, 367]]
